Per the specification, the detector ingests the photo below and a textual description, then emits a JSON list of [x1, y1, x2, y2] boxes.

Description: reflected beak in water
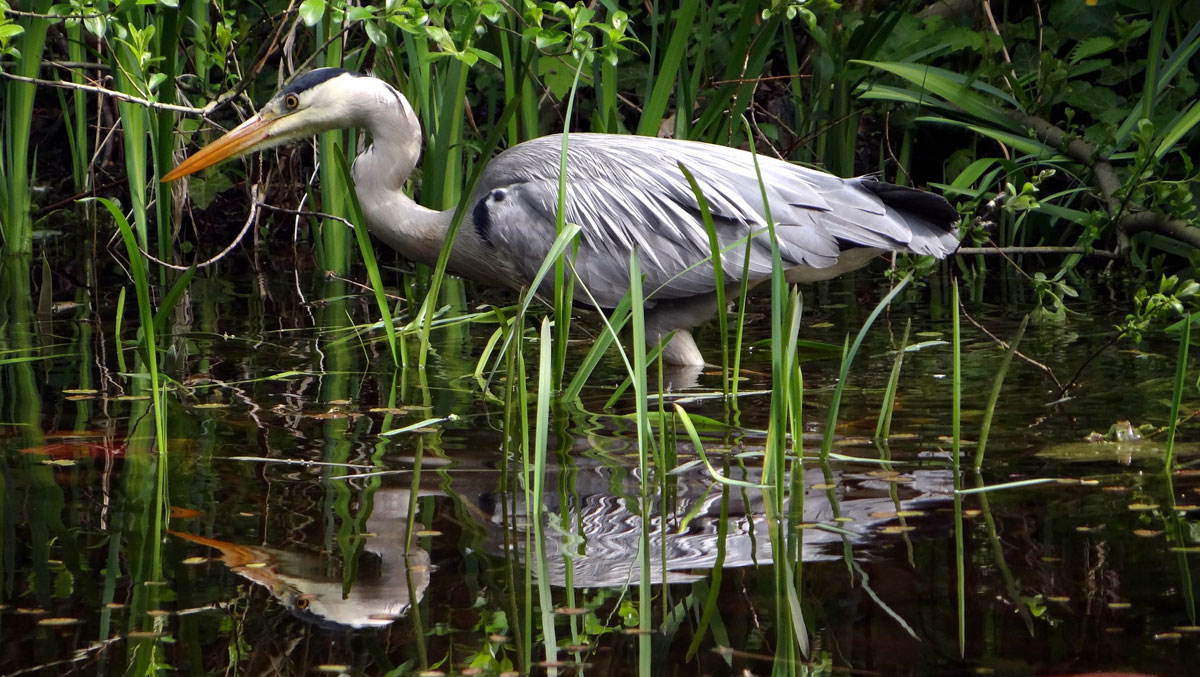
[[161, 114, 275, 182]]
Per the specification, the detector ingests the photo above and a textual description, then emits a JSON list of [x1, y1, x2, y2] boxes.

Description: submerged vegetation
[[2, 0, 1200, 673]]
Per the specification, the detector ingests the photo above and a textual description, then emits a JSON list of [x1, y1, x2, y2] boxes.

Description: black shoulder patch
[[472, 196, 493, 247], [280, 68, 359, 97]]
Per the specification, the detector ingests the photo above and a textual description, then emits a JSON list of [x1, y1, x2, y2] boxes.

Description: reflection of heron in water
[[172, 460, 950, 628], [172, 488, 429, 629], [465, 461, 952, 587]]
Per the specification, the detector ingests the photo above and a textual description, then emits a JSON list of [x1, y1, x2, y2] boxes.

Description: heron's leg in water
[[644, 293, 724, 366]]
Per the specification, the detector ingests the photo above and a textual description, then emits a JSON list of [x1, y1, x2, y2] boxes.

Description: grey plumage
[[474, 134, 958, 310], [166, 69, 960, 366]]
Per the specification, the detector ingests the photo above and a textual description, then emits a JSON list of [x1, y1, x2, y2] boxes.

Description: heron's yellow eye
[[284, 93, 300, 109]]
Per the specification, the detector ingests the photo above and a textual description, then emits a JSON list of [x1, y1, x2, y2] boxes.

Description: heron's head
[[162, 68, 366, 182]]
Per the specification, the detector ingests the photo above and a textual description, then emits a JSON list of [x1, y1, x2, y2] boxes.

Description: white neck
[[347, 79, 450, 267], [343, 76, 509, 287]]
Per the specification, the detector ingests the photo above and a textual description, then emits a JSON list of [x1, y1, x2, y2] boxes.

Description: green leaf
[[1063, 83, 1118, 113], [855, 60, 1019, 128], [469, 46, 501, 69], [0, 24, 24, 40], [1155, 99, 1200, 160], [83, 16, 105, 38], [636, 0, 700, 137], [533, 28, 567, 49], [186, 172, 233, 210], [949, 158, 1001, 193], [916, 116, 1062, 158], [364, 20, 386, 46], [1068, 36, 1116, 64], [298, 0, 326, 27]]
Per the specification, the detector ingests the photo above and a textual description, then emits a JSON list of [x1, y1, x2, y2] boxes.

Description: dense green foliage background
[[2, 0, 1199, 335]]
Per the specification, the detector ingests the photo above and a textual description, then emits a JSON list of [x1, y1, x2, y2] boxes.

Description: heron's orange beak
[[161, 113, 275, 182]]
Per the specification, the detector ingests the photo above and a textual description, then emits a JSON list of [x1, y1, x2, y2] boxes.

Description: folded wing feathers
[[480, 135, 958, 305]]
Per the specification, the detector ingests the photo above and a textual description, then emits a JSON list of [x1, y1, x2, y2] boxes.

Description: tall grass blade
[[951, 277, 965, 657], [151, 265, 197, 335], [975, 314, 1028, 470], [552, 57, 587, 386], [416, 87, 525, 368], [562, 295, 632, 401], [489, 224, 582, 378], [3, 1, 52, 254], [332, 145, 400, 366], [679, 162, 729, 399], [531, 317, 558, 668], [875, 319, 911, 440], [819, 274, 912, 460], [674, 405, 765, 488], [627, 249, 653, 672], [636, 0, 700, 137], [1165, 316, 1191, 470]]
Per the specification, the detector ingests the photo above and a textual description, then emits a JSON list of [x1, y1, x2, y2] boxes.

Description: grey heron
[[163, 68, 959, 365]]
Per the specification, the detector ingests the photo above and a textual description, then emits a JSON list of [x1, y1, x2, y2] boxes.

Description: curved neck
[[350, 79, 423, 194], [344, 77, 509, 286], [348, 80, 451, 267]]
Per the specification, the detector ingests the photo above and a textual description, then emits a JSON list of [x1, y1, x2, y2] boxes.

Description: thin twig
[[1056, 333, 1121, 399], [255, 200, 358, 231], [4, 7, 110, 18], [960, 305, 1064, 391], [0, 71, 213, 115], [711, 73, 811, 86], [957, 245, 1119, 258], [883, 110, 912, 185], [33, 178, 127, 217], [142, 185, 263, 270], [323, 272, 407, 304]]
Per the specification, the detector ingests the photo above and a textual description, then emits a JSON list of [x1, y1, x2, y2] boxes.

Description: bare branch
[[143, 185, 263, 270], [957, 245, 1119, 258], [0, 70, 214, 116], [1119, 211, 1200, 250]]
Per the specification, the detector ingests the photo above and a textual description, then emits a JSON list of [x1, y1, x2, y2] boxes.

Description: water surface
[[3, 248, 1199, 675]]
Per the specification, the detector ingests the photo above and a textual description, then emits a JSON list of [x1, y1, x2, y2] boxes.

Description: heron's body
[[165, 69, 959, 365]]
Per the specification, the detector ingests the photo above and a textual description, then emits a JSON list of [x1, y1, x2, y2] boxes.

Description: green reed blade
[[674, 404, 765, 488], [951, 277, 965, 657], [562, 294, 633, 401], [90, 198, 159, 390], [489, 224, 582, 378], [636, 0, 699, 137], [875, 319, 911, 441], [819, 274, 912, 461], [679, 162, 729, 398], [3, 0, 52, 254], [627, 249, 653, 670], [954, 478, 1058, 495], [532, 316, 558, 668], [114, 287, 129, 374], [739, 119, 788, 490], [975, 314, 1028, 470], [331, 144, 399, 366], [685, 480, 732, 659], [151, 265, 197, 337], [1165, 316, 1192, 470], [552, 56, 587, 387], [416, 76, 526, 369]]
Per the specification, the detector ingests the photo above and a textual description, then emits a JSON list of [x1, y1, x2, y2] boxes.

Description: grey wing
[[474, 134, 957, 309]]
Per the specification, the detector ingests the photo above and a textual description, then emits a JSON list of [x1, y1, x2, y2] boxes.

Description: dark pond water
[[3, 247, 1200, 676]]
